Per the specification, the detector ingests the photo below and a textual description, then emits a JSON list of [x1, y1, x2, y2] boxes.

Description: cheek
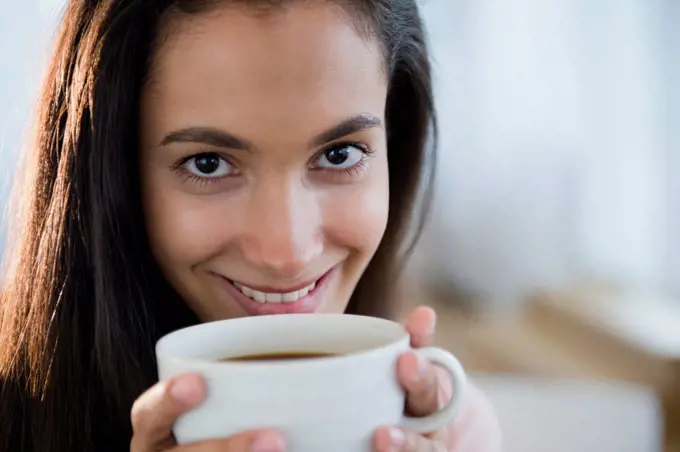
[[322, 157, 389, 256], [142, 179, 231, 271]]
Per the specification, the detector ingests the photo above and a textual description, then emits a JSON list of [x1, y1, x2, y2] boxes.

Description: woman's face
[[140, 3, 389, 321]]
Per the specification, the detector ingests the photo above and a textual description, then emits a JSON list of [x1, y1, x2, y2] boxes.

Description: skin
[[140, 3, 389, 320], [134, 3, 500, 451]]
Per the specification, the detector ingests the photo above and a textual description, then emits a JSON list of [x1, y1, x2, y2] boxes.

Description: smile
[[213, 267, 336, 316], [232, 280, 317, 304]]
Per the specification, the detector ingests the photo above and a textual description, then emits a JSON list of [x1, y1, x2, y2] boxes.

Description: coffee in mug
[[221, 351, 339, 361]]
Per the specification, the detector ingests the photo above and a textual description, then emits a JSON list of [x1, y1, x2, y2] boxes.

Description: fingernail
[[386, 427, 405, 450], [251, 431, 285, 452], [170, 375, 203, 406]]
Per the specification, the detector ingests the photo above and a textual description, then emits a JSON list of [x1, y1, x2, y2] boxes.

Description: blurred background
[[1, 0, 678, 451], [413, 0, 679, 311]]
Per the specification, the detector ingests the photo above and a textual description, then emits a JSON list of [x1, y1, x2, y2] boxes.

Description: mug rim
[[156, 313, 409, 369]]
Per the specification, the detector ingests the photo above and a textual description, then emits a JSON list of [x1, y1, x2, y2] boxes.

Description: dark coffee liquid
[[220, 351, 337, 362]]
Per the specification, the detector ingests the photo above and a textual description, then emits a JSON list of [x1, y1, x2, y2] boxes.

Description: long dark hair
[[0, 0, 436, 450]]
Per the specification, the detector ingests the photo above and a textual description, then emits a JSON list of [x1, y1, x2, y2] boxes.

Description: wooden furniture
[[400, 286, 680, 451]]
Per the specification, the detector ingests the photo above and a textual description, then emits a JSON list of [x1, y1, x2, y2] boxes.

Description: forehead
[[142, 3, 387, 146]]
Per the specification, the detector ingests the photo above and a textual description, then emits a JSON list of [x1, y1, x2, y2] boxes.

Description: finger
[[130, 373, 205, 451], [374, 426, 446, 452], [171, 429, 286, 452], [398, 351, 440, 417], [405, 306, 436, 348]]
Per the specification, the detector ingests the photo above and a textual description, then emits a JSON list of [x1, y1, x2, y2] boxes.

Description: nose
[[239, 181, 323, 279]]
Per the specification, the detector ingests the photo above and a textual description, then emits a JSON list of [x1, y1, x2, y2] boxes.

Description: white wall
[[414, 0, 678, 310], [663, 0, 680, 298]]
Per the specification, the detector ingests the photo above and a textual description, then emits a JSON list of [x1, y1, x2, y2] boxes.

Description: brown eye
[[184, 153, 233, 177], [314, 144, 365, 170]]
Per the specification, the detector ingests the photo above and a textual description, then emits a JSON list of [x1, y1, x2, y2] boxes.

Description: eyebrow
[[311, 113, 383, 147], [160, 127, 252, 150], [158, 113, 383, 150]]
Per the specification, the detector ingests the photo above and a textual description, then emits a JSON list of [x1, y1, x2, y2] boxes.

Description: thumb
[[130, 373, 205, 451]]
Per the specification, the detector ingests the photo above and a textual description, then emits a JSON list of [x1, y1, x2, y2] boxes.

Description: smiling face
[[139, 2, 389, 321]]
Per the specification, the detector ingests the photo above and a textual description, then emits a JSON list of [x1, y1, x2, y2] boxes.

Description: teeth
[[266, 293, 282, 303], [253, 291, 266, 303], [233, 281, 316, 304]]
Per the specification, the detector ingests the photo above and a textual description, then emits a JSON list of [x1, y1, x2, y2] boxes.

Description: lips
[[212, 267, 335, 316]]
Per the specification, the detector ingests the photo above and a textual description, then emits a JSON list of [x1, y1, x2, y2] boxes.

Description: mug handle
[[398, 346, 468, 433]]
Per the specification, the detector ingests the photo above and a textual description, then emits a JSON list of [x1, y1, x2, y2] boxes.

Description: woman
[[0, 0, 500, 451]]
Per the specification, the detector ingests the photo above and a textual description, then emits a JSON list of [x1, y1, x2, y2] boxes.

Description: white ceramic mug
[[156, 314, 467, 452]]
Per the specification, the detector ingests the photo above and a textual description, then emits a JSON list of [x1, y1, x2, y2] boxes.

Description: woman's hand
[[130, 374, 286, 452], [373, 306, 501, 452]]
